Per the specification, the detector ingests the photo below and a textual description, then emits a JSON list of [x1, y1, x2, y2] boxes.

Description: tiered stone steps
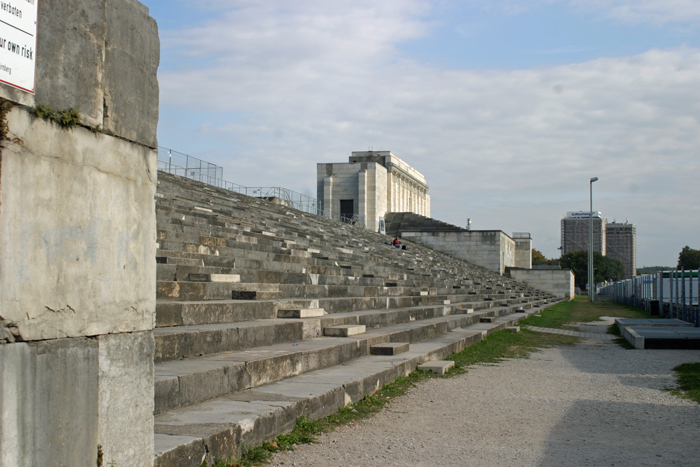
[[152, 172, 560, 466]]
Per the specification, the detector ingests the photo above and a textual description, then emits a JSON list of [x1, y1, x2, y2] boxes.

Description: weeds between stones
[[208, 297, 679, 466], [666, 362, 700, 404]]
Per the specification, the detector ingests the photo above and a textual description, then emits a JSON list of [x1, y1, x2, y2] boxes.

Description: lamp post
[[589, 177, 598, 302]]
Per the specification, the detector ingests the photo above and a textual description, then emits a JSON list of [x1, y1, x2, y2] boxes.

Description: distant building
[[317, 151, 430, 232], [606, 221, 636, 280], [561, 211, 606, 256]]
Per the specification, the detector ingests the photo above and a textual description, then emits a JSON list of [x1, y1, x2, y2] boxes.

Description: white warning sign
[[0, 0, 38, 93]]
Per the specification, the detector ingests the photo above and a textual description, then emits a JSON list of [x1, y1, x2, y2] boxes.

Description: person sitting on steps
[[392, 236, 401, 249]]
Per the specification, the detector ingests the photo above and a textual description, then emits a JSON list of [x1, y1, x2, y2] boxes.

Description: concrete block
[[208, 274, 241, 283], [1, 110, 157, 341], [18, 0, 160, 147], [302, 320, 322, 339], [505, 326, 520, 333], [480, 316, 495, 323], [277, 308, 325, 318], [324, 325, 366, 337], [32, 0, 107, 123], [97, 331, 154, 467], [370, 342, 410, 356], [103, 0, 160, 147], [1, 338, 99, 467], [419, 360, 455, 375]]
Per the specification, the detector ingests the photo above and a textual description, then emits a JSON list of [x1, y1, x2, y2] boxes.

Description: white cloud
[[157, 2, 700, 266], [571, 0, 700, 25]]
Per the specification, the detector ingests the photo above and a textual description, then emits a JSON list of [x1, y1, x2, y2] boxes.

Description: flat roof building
[[561, 211, 606, 256], [606, 221, 636, 280], [317, 151, 430, 232]]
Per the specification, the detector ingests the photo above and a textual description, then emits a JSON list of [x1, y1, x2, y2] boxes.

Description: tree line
[[531, 245, 700, 289]]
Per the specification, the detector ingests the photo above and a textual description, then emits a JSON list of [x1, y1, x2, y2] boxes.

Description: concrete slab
[[620, 323, 700, 350], [616, 318, 691, 329], [324, 325, 366, 337], [419, 360, 455, 375], [506, 326, 520, 333], [370, 342, 410, 356], [277, 308, 325, 319]]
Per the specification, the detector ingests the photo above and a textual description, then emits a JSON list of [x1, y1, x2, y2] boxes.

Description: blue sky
[[141, 0, 700, 268]]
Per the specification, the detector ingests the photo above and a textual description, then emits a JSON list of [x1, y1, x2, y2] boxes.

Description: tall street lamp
[[589, 177, 598, 302]]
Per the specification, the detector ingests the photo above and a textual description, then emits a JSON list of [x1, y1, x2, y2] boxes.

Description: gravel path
[[268, 326, 700, 467]]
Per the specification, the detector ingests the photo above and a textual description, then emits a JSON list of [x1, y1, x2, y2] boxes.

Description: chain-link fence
[[157, 147, 364, 227]]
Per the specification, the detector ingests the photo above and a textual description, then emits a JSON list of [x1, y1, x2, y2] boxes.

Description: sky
[[141, 0, 700, 268]]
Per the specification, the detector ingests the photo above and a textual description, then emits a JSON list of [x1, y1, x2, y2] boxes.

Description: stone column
[[401, 177, 406, 211], [358, 169, 368, 228], [323, 175, 334, 219], [0, 2, 159, 466]]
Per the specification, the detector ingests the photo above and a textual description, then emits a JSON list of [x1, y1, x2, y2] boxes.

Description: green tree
[[560, 251, 625, 289], [532, 248, 546, 264], [677, 246, 700, 269]]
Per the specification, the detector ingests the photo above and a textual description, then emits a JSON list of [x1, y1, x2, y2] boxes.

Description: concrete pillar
[[401, 178, 406, 211], [358, 169, 367, 228], [323, 175, 334, 219]]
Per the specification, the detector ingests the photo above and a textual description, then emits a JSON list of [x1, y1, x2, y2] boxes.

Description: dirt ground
[[267, 330, 700, 467]]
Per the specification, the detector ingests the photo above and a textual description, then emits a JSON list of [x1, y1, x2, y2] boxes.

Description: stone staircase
[[384, 211, 467, 235], [153, 172, 560, 467]]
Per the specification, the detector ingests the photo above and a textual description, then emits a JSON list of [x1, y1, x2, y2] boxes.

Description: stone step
[[152, 301, 548, 414], [154, 320, 318, 363], [188, 273, 240, 283], [370, 342, 409, 355], [152, 300, 555, 467], [277, 308, 326, 319], [156, 300, 275, 327], [324, 324, 366, 337], [418, 360, 455, 375]]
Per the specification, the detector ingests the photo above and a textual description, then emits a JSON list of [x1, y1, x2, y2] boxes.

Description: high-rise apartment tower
[[606, 221, 636, 280], [561, 211, 606, 256]]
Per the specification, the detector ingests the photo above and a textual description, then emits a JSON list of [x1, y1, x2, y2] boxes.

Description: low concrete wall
[[401, 230, 515, 275], [509, 268, 575, 299]]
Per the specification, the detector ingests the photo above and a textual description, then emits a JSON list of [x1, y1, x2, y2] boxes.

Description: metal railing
[[157, 147, 365, 227], [598, 269, 699, 326]]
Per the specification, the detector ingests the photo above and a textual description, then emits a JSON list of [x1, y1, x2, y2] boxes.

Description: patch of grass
[[669, 362, 700, 404], [448, 328, 578, 371], [520, 295, 655, 330]]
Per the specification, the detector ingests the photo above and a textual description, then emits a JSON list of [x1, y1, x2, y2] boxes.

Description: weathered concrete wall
[[401, 230, 515, 275], [318, 161, 388, 231], [0, 0, 160, 148], [0, 338, 99, 467], [514, 236, 532, 269], [0, 110, 156, 341], [97, 331, 155, 467], [0, 1, 159, 466], [510, 268, 575, 299]]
